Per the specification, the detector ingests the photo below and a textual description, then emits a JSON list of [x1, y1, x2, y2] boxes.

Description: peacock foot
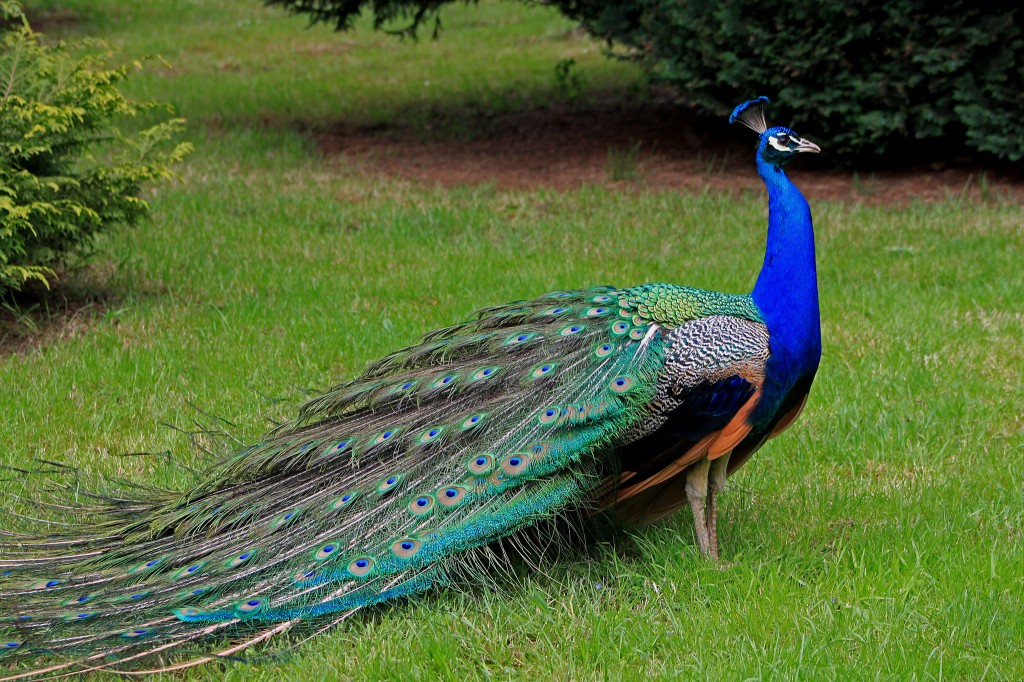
[[686, 455, 730, 561]]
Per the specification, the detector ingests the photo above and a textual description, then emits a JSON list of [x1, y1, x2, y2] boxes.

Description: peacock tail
[[0, 97, 823, 678], [0, 284, 730, 675]]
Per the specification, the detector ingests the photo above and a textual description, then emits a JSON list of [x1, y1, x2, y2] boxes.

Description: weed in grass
[[1, 300, 40, 332], [607, 140, 643, 182], [851, 170, 876, 196]]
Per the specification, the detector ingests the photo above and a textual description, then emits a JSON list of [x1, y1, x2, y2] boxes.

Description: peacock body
[[0, 97, 822, 677]]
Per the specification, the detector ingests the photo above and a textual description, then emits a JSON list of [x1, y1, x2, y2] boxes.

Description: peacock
[[0, 97, 822, 677]]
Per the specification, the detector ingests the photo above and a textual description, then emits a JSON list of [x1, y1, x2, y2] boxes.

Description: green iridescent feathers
[[623, 283, 763, 327]]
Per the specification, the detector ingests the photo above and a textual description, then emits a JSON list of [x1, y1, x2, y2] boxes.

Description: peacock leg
[[685, 458, 712, 557], [706, 453, 731, 561]]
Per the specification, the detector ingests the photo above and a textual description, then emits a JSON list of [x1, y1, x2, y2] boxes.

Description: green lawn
[[2, 0, 1023, 679]]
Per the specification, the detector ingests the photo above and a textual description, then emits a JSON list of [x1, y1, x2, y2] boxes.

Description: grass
[[2, 0, 1024, 679]]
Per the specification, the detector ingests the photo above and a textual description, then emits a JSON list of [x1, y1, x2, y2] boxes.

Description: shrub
[[559, 0, 1024, 161], [0, 2, 191, 295]]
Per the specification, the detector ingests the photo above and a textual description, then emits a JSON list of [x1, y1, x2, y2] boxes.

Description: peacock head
[[730, 96, 820, 167]]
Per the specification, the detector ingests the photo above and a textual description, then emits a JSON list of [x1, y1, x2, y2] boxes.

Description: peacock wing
[[611, 314, 772, 525]]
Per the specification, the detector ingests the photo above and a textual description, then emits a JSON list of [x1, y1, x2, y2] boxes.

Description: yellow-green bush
[[0, 1, 191, 295]]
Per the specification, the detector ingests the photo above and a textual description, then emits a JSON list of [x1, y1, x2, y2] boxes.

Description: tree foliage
[[0, 2, 191, 295], [266, 0, 464, 37]]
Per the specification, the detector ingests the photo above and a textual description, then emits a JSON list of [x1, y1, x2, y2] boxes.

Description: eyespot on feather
[[327, 439, 353, 456], [528, 442, 551, 460], [391, 538, 423, 558], [538, 406, 560, 425], [470, 366, 500, 381], [330, 492, 359, 510], [436, 485, 468, 507], [292, 569, 317, 584], [505, 332, 537, 346], [377, 474, 402, 494], [270, 509, 302, 530], [176, 587, 207, 601], [461, 413, 486, 429], [610, 376, 635, 393], [391, 380, 418, 394], [348, 557, 374, 577], [418, 426, 444, 444], [529, 362, 558, 379], [372, 429, 400, 446], [173, 607, 203, 620], [171, 562, 208, 580], [543, 306, 572, 316], [121, 628, 153, 639], [468, 453, 494, 475], [63, 612, 97, 622], [313, 542, 339, 561], [62, 594, 95, 607], [430, 374, 458, 389], [129, 557, 165, 575], [114, 591, 151, 603], [225, 551, 255, 568], [408, 494, 436, 516], [501, 454, 531, 475], [235, 598, 266, 615]]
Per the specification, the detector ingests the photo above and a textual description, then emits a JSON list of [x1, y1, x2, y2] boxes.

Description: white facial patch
[[767, 136, 791, 153]]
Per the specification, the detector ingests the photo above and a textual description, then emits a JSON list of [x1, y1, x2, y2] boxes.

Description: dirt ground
[[316, 104, 1024, 203]]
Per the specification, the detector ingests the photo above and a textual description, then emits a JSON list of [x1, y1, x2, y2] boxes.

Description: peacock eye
[[777, 134, 791, 145]]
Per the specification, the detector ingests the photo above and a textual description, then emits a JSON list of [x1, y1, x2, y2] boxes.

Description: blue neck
[[750, 157, 821, 381]]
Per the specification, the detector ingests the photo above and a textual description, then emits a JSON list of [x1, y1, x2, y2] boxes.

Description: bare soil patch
[[0, 294, 108, 358], [315, 104, 1024, 203], [0, 269, 117, 358]]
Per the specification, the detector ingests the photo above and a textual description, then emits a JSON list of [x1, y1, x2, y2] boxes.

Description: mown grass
[[2, 0, 1023, 679]]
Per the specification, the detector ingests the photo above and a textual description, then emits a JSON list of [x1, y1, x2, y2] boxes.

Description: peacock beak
[[794, 138, 821, 154]]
